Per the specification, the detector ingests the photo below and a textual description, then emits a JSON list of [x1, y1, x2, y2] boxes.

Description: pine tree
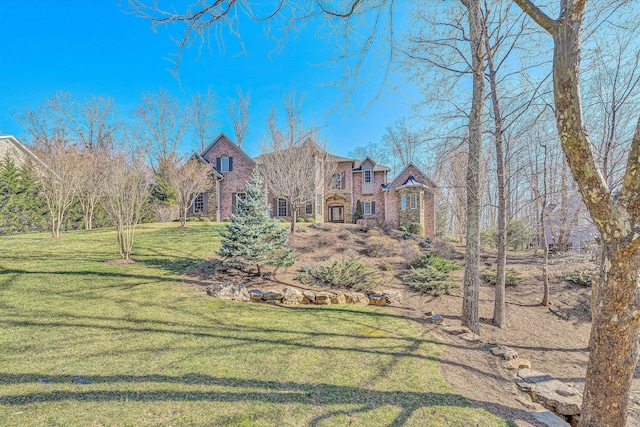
[[354, 199, 363, 223], [0, 156, 47, 235], [218, 170, 294, 275]]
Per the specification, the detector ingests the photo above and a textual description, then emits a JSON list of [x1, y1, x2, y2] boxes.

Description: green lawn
[[0, 223, 510, 426]]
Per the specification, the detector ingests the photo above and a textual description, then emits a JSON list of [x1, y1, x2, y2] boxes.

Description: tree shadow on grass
[[0, 373, 521, 426]]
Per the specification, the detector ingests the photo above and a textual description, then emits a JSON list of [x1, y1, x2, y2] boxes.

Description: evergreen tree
[[218, 170, 294, 275], [354, 199, 363, 223], [0, 156, 47, 235]]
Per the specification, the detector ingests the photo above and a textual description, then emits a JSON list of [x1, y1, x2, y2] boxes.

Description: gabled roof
[[0, 135, 50, 171], [189, 152, 223, 179], [201, 133, 255, 166], [351, 156, 391, 172], [384, 163, 437, 191]]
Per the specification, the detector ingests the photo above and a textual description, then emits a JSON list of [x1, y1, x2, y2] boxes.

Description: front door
[[328, 205, 344, 223]]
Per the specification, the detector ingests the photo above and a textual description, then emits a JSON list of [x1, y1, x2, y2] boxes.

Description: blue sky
[[0, 0, 419, 158]]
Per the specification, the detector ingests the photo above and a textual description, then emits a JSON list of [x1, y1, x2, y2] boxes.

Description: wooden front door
[[328, 205, 344, 223]]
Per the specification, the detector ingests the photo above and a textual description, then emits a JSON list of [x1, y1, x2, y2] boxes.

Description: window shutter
[[272, 198, 277, 217], [371, 202, 376, 215], [341, 172, 345, 189], [229, 157, 233, 171], [216, 157, 221, 171], [203, 192, 209, 213], [232, 193, 237, 213]]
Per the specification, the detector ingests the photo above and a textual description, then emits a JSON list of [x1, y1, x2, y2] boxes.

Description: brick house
[[190, 133, 437, 237]]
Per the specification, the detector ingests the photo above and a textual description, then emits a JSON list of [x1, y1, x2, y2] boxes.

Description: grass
[[0, 223, 511, 426]]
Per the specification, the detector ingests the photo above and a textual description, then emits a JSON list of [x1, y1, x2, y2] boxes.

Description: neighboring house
[[0, 135, 47, 169], [189, 133, 437, 237], [545, 192, 599, 253]]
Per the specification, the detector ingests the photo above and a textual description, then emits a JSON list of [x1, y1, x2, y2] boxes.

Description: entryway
[[328, 204, 344, 223]]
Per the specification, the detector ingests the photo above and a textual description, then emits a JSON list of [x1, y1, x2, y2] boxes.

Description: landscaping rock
[[532, 411, 571, 427], [382, 289, 403, 305], [503, 359, 531, 371], [517, 369, 582, 416], [425, 314, 444, 324], [248, 289, 264, 301], [302, 290, 316, 302], [369, 294, 387, 306], [262, 290, 284, 302], [490, 345, 519, 360], [206, 282, 250, 302], [442, 325, 470, 336], [362, 289, 378, 296], [425, 310, 435, 316], [344, 292, 369, 305], [329, 291, 346, 305], [281, 286, 304, 305], [314, 292, 332, 305], [458, 332, 482, 343]]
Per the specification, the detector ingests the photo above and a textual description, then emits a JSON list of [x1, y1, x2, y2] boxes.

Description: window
[[330, 173, 342, 190], [305, 202, 313, 215], [409, 194, 417, 209], [220, 156, 230, 172], [363, 202, 371, 215], [277, 198, 287, 217], [364, 170, 372, 183], [316, 195, 322, 215], [194, 193, 204, 213], [401, 194, 406, 210]]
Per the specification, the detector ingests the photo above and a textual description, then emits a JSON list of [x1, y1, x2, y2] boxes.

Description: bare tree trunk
[[461, 0, 485, 336], [486, 35, 507, 329], [290, 205, 297, 234], [513, 1, 640, 424]]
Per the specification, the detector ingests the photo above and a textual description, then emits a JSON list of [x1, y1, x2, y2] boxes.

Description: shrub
[[412, 251, 461, 272], [337, 230, 351, 240], [305, 217, 316, 223], [402, 232, 414, 240], [317, 236, 331, 247], [404, 266, 459, 296], [366, 229, 381, 236], [187, 217, 200, 222], [398, 226, 407, 232], [481, 265, 523, 287], [296, 257, 381, 290], [408, 222, 423, 235], [310, 222, 322, 229], [222, 217, 231, 222], [361, 236, 397, 257], [296, 217, 305, 223], [565, 269, 594, 287], [279, 218, 286, 223], [379, 262, 394, 271], [200, 217, 211, 222]]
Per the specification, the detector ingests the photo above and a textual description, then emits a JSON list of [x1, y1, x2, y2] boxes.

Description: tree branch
[[622, 117, 640, 220], [511, 0, 557, 35]]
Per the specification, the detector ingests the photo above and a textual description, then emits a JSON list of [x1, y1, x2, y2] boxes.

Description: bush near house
[[404, 251, 461, 296], [408, 222, 423, 235]]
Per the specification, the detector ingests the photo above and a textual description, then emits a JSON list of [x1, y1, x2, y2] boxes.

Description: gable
[[386, 163, 436, 192], [201, 133, 255, 166]]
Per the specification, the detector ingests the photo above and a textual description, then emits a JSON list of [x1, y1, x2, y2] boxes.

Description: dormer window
[[364, 169, 372, 184]]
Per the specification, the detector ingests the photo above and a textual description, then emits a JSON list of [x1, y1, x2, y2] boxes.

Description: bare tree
[[76, 150, 109, 230], [131, 88, 188, 170], [15, 106, 84, 239], [227, 87, 250, 149], [513, 1, 640, 424], [101, 150, 150, 260], [258, 93, 335, 234], [188, 87, 217, 153], [168, 157, 214, 227], [381, 118, 424, 169], [47, 91, 119, 151]]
